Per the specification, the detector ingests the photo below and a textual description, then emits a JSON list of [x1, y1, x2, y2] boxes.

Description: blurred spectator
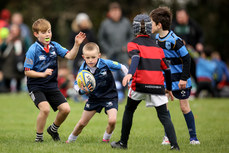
[[69, 12, 97, 76], [98, 2, 133, 102], [0, 24, 25, 92], [171, 8, 204, 83], [211, 51, 229, 93], [171, 9, 204, 52], [195, 48, 217, 98], [0, 9, 11, 28], [11, 12, 32, 50], [58, 65, 74, 98], [0, 9, 11, 45], [98, 2, 133, 65]]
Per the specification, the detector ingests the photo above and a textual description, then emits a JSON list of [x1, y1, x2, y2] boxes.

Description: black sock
[[35, 132, 43, 141], [50, 123, 59, 133]]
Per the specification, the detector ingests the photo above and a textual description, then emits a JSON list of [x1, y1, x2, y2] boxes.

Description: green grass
[[0, 93, 229, 153]]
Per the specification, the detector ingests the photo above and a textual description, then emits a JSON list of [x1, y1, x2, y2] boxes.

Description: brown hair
[[32, 18, 51, 33], [82, 42, 100, 54], [109, 2, 121, 10], [150, 7, 172, 30]]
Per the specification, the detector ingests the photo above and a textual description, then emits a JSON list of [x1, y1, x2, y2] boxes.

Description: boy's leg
[[103, 108, 117, 142], [67, 110, 96, 143], [45, 89, 70, 141], [155, 104, 179, 150], [47, 103, 70, 141], [180, 99, 200, 144], [54, 102, 71, 126], [36, 101, 50, 142], [162, 104, 171, 145], [111, 97, 141, 149]]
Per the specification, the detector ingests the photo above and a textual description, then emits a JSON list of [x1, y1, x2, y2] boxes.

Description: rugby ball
[[76, 70, 96, 92]]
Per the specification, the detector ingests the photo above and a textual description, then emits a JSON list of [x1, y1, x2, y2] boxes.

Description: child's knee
[[78, 120, 87, 128], [63, 107, 71, 114], [59, 104, 71, 115], [40, 108, 50, 116], [108, 118, 116, 126], [180, 105, 190, 114]]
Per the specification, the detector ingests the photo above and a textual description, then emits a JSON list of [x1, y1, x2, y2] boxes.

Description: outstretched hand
[[75, 32, 86, 46], [122, 74, 132, 87]]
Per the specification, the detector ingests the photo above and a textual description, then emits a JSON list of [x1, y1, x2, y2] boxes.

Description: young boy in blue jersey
[[24, 18, 86, 142], [150, 7, 200, 145], [66, 42, 128, 143]]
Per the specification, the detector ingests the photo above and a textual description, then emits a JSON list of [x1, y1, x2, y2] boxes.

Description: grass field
[[0, 92, 229, 153]]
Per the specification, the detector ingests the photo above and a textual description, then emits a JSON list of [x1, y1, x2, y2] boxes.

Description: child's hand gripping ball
[[76, 70, 96, 93]]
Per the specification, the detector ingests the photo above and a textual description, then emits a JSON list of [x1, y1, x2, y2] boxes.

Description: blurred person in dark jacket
[[98, 2, 133, 102], [171, 8, 204, 83], [0, 24, 25, 92], [11, 12, 32, 51]]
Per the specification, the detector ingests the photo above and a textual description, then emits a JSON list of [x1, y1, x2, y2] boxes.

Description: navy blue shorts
[[84, 100, 118, 113], [172, 88, 191, 100], [29, 89, 67, 111]]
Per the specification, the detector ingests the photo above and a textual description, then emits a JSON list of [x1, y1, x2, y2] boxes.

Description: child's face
[[34, 28, 52, 46], [151, 19, 160, 34], [82, 49, 101, 68]]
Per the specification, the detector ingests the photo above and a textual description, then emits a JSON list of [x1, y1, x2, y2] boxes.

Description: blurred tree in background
[[1, 0, 229, 62]]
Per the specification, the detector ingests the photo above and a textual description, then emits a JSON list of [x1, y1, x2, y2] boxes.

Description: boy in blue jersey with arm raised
[[66, 42, 128, 143], [150, 7, 200, 145], [24, 18, 86, 142]]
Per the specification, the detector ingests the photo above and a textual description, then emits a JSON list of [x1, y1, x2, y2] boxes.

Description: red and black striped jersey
[[128, 35, 169, 95]]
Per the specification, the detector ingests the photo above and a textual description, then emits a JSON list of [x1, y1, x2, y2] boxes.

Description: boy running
[[66, 42, 128, 143]]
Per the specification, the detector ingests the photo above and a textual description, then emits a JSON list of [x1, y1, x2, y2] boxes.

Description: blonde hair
[[32, 18, 51, 33], [82, 42, 100, 54]]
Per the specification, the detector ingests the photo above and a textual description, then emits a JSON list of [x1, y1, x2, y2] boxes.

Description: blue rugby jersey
[[155, 31, 192, 91], [74, 58, 121, 102], [24, 41, 69, 92]]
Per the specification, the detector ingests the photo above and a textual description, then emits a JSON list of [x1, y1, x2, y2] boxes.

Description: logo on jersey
[[100, 69, 107, 76], [113, 61, 118, 65], [165, 42, 171, 50], [50, 51, 56, 57], [25, 58, 33, 65], [39, 55, 46, 61], [106, 102, 113, 107]]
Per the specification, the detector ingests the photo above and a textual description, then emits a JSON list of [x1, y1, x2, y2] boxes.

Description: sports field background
[[0, 93, 229, 153]]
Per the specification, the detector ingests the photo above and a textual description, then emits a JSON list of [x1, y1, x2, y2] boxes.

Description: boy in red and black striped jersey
[[111, 14, 180, 150]]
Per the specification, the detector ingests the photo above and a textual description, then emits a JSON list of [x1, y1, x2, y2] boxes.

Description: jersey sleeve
[[103, 59, 121, 71], [174, 38, 191, 80], [174, 38, 189, 57], [160, 49, 170, 70], [127, 42, 140, 58], [52, 41, 69, 58], [24, 48, 35, 71]]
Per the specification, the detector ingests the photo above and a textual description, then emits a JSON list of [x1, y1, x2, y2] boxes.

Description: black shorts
[[84, 100, 118, 114], [29, 89, 67, 111], [172, 88, 191, 100]]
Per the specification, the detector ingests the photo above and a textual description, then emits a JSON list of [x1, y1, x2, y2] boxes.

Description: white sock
[[103, 131, 112, 140], [68, 133, 78, 142]]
